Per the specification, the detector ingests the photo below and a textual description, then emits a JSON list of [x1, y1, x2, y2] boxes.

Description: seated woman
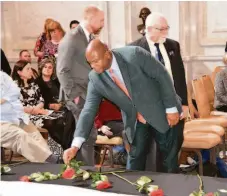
[[214, 53, 227, 112], [36, 58, 75, 150], [11, 60, 65, 156]]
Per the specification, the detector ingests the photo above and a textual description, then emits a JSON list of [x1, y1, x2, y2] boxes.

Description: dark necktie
[[89, 34, 95, 42], [154, 43, 165, 66]]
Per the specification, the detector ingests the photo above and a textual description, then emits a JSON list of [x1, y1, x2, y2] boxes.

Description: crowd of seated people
[[1, 18, 77, 161], [11, 59, 75, 157], [0, 70, 60, 163]]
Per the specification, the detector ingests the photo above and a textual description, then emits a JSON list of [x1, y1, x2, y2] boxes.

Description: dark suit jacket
[[1, 49, 11, 76], [128, 37, 188, 106], [57, 25, 91, 102], [74, 46, 182, 143], [225, 42, 227, 52]]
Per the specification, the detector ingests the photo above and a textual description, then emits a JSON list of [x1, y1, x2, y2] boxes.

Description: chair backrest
[[211, 66, 225, 86], [192, 77, 211, 118], [201, 75, 215, 111], [186, 83, 198, 120]]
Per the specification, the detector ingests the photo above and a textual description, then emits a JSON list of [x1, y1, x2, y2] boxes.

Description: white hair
[[145, 12, 166, 29]]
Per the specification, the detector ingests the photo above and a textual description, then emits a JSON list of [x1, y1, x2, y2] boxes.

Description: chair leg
[[223, 133, 226, 160], [9, 151, 14, 162], [107, 146, 114, 168], [99, 147, 107, 167], [210, 147, 216, 165], [1, 147, 5, 162], [193, 149, 203, 176]]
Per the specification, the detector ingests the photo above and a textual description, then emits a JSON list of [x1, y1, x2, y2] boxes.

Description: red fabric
[[94, 100, 122, 129]]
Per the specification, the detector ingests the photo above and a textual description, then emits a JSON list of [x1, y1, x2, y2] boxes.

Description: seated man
[[95, 99, 129, 165], [0, 71, 59, 163]]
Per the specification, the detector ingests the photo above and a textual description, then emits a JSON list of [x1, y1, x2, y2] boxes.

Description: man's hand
[[63, 147, 79, 164], [98, 125, 113, 136], [180, 105, 189, 120], [166, 112, 180, 127]]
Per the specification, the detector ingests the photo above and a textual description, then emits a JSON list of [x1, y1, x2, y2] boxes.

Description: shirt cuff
[[71, 137, 86, 149], [166, 107, 178, 113]]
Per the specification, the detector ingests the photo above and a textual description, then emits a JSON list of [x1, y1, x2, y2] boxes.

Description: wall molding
[[198, 2, 227, 46], [182, 55, 223, 62]]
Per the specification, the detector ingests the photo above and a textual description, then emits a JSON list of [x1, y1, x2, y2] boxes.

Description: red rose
[[62, 168, 75, 179], [205, 193, 214, 196], [150, 189, 164, 196], [19, 176, 30, 182], [96, 181, 112, 190]]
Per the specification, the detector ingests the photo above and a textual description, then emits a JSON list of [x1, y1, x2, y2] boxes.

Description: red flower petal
[[205, 193, 214, 196], [19, 176, 30, 182], [62, 168, 75, 179], [96, 181, 112, 190], [150, 189, 164, 196]]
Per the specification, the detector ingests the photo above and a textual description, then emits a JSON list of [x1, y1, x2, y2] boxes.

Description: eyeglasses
[[152, 26, 170, 32]]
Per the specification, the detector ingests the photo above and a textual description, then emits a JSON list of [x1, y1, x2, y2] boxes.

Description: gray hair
[[145, 12, 166, 29]]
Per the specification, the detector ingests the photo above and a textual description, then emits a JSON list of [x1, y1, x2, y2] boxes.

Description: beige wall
[[1, 1, 227, 79]]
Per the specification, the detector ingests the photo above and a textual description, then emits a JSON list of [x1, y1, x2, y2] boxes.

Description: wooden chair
[[182, 124, 223, 175], [95, 135, 123, 168], [191, 77, 227, 159], [181, 83, 226, 175], [1, 147, 14, 163]]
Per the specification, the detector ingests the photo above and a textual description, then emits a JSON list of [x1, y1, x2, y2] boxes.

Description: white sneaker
[[219, 151, 227, 159]]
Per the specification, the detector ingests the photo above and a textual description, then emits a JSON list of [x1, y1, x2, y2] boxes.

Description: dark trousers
[[146, 120, 185, 172], [216, 105, 227, 112], [127, 121, 184, 172]]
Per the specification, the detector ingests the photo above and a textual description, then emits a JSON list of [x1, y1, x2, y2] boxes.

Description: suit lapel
[[77, 25, 89, 45], [141, 37, 151, 53], [112, 51, 133, 97], [100, 71, 131, 101], [163, 40, 175, 72]]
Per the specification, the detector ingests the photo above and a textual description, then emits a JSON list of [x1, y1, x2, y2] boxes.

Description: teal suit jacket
[[74, 46, 182, 143]]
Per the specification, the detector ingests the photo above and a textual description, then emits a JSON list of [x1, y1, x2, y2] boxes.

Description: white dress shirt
[[0, 71, 29, 125], [71, 53, 178, 149], [80, 22, 90, 42], [145, 35, 174, 83]]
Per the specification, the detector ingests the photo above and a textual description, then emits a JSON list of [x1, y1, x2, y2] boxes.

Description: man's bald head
[[83, 5, 102, 20], [145, 12, 169, 43], [86, 39, 112, 74], [83, 5, 104, 35]]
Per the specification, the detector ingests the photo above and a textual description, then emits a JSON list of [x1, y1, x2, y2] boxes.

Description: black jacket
[[36, 76, 60, 109], [128, 37, 188, 106]]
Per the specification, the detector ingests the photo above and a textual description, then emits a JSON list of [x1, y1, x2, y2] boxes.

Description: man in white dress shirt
[[129, 12, 188, 172]]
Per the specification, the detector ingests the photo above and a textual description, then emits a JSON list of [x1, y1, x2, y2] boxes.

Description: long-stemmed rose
[[189, 175, 220, 196], [111, 172, 163, 195]]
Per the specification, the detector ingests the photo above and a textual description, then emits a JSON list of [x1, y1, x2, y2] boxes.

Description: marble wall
[[1, 1, 227, 80]]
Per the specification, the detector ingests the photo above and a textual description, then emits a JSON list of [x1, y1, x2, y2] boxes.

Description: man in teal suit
[[63, 39, 182, 172]]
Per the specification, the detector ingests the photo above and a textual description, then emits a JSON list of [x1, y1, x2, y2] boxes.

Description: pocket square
[[169, 51, 174, 56]]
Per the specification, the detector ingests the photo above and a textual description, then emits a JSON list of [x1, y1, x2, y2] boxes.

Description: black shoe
[[56, 157, 64, 164]]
